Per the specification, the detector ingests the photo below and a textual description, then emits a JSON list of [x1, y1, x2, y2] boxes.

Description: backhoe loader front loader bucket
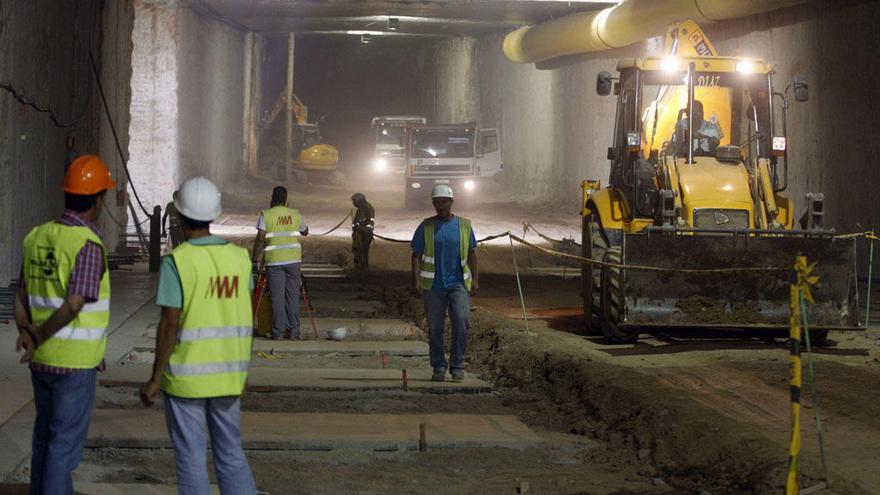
[[617, 233, 861, 330]]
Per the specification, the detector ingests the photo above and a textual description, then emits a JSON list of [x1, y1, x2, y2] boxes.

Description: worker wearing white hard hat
[[410, 184, 479, 383], [141, 176, 257, 494]]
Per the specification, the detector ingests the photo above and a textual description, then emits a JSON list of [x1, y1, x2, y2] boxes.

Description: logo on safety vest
[[28, 247, 60, 282], [277, 216, 293, 226], [205, 276, 239, 299]]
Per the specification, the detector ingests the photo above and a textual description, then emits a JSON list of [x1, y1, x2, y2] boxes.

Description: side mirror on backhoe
[[793, 75, 809, 102], [597, 71, 613, 96]]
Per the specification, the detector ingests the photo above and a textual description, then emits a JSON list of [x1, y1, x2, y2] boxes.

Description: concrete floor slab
[[294, 317, 422, 340], [74, 483, 219, 495], [101, 367, 491, 393], [251, 340, 428, 356], [87, 410, 541, 450]]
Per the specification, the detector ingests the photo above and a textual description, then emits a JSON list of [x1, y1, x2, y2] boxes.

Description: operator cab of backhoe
[[595, 56, 806, 230]]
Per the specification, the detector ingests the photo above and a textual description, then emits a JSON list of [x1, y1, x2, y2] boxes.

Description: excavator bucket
[[618, 233, 861, 330]]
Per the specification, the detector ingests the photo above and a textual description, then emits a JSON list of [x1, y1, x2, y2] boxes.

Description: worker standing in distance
[[252, 186, 309, 340], [162, 192, 184, 249], [14, 155, 115, 494], [410, 184, 478, 382], [140, 177, 257, 494], [351, 192, 375, 271]]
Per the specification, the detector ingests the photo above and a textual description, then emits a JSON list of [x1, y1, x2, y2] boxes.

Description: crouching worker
[[140, 177, 257, 495]]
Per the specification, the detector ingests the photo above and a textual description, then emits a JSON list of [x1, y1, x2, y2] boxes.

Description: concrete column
[[129, 0, 180, 212], [285, 33, 295, 181]]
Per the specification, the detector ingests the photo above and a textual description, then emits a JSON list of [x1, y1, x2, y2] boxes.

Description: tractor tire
[[582, 215, 606, 335], [600, 247, 640, 344]]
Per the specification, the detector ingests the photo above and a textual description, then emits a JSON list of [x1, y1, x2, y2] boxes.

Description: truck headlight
[[373, 158, 387, 172], [464, 180, 475, 191]]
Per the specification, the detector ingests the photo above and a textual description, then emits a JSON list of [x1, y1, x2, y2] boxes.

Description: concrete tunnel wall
[[429, 0, 879, 274], [129, 0, 245, 213], [0, 0, 133, 286]]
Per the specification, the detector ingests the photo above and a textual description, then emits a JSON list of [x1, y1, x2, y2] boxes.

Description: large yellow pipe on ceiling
[[503, 0, 809, 64]]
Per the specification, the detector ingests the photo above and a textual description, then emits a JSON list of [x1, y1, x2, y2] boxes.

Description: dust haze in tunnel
[[259, 35, 439, 181]]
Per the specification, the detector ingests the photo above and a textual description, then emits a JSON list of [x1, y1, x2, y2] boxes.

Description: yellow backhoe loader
[[259, 91, 342, 184], [582, 21, 861, 343]]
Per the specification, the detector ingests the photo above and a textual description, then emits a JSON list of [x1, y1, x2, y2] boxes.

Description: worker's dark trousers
[[266, 262, 301, 338], [352, 231, 373, 270]]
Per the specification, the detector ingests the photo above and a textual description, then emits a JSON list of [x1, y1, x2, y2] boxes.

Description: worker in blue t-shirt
[[410, 184, 478, 383]]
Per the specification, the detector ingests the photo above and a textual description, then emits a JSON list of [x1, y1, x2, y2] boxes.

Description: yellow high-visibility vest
[[262, 206, 302, 265], [24, 222, 110, 368], [418, 217, 472, 291], [161, 241, 253, 398]]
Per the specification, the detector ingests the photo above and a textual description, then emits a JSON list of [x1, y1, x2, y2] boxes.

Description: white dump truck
[[404, 123, 503, 207], [370, 115, 426, 174]]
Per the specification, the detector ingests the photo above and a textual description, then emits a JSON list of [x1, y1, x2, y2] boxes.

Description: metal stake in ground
[[419, 423, 427, 452], [402, 369, 408, 391], [508, 234, 531, 334]]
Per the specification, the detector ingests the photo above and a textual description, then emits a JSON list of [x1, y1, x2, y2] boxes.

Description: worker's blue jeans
[[164, 395, 256, 495], [30, 368, 96, 495], [266, 262, 301, 339], [423, 286, 470, 372]]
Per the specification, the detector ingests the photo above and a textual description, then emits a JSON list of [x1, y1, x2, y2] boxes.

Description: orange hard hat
[[63, 155, 116, 195]]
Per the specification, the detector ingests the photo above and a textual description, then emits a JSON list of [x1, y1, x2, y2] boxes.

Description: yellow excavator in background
[[582, 21, 861, 343], [259, 91, 342, 184]]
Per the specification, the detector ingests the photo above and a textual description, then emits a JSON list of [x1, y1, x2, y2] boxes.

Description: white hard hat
[[174, 177, 222, 222], [431, 184, 454, 199], [328, 327, 348, 341]]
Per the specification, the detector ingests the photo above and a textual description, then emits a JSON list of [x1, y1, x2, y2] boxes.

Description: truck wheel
[[329, 171, 345, 185], [293, 169, 309, 184], [405, 187, 419, 209], [600, 247, 639, 344]]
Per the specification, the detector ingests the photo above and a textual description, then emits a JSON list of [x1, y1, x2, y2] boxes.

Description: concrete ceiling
[[185, 0, 617, 36]]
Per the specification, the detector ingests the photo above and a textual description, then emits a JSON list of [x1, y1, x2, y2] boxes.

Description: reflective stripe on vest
[[418, 217, 472, 291], [162, 242, 253, 399], [23, 222, 110, 369]]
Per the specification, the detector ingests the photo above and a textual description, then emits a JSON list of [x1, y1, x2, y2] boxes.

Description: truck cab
[[370, 115, 426, 174], [404, 123, 502, 207]]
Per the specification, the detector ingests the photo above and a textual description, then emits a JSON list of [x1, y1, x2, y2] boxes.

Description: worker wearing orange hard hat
[[14, 154, 115, 494]]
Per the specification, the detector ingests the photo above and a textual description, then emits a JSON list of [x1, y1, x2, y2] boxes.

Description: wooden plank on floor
[[87, 411, 541, 450], [101, 367, 490, 393], [251, 340, 428, 356]]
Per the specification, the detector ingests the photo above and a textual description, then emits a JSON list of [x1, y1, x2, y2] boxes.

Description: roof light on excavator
[[660, 57, 680, 72], [735, 61, 756, 73]]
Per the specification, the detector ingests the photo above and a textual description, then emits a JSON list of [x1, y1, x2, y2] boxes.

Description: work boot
[[450, 369, 465, 382], [431, 370, 445, 382]]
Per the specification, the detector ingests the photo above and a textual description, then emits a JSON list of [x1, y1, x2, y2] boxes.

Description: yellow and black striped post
[[787, 256, 819, 495]]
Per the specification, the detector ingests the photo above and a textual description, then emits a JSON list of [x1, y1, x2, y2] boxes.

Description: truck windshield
[[411, 130, 474, 159], [376, 127, 403, 146]]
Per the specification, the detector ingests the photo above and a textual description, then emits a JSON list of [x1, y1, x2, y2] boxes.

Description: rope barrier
[[314, 211, 352, 236], [318, 210, 874, 275], [523, 222, 580, 247], [506, 233, 788, 274]]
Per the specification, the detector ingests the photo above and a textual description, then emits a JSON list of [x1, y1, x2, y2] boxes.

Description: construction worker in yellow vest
[[410, 184, 478, 383], [14, 155, 115, 494], [251, 186, 309, 340], [140, 177, 257, 494]]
